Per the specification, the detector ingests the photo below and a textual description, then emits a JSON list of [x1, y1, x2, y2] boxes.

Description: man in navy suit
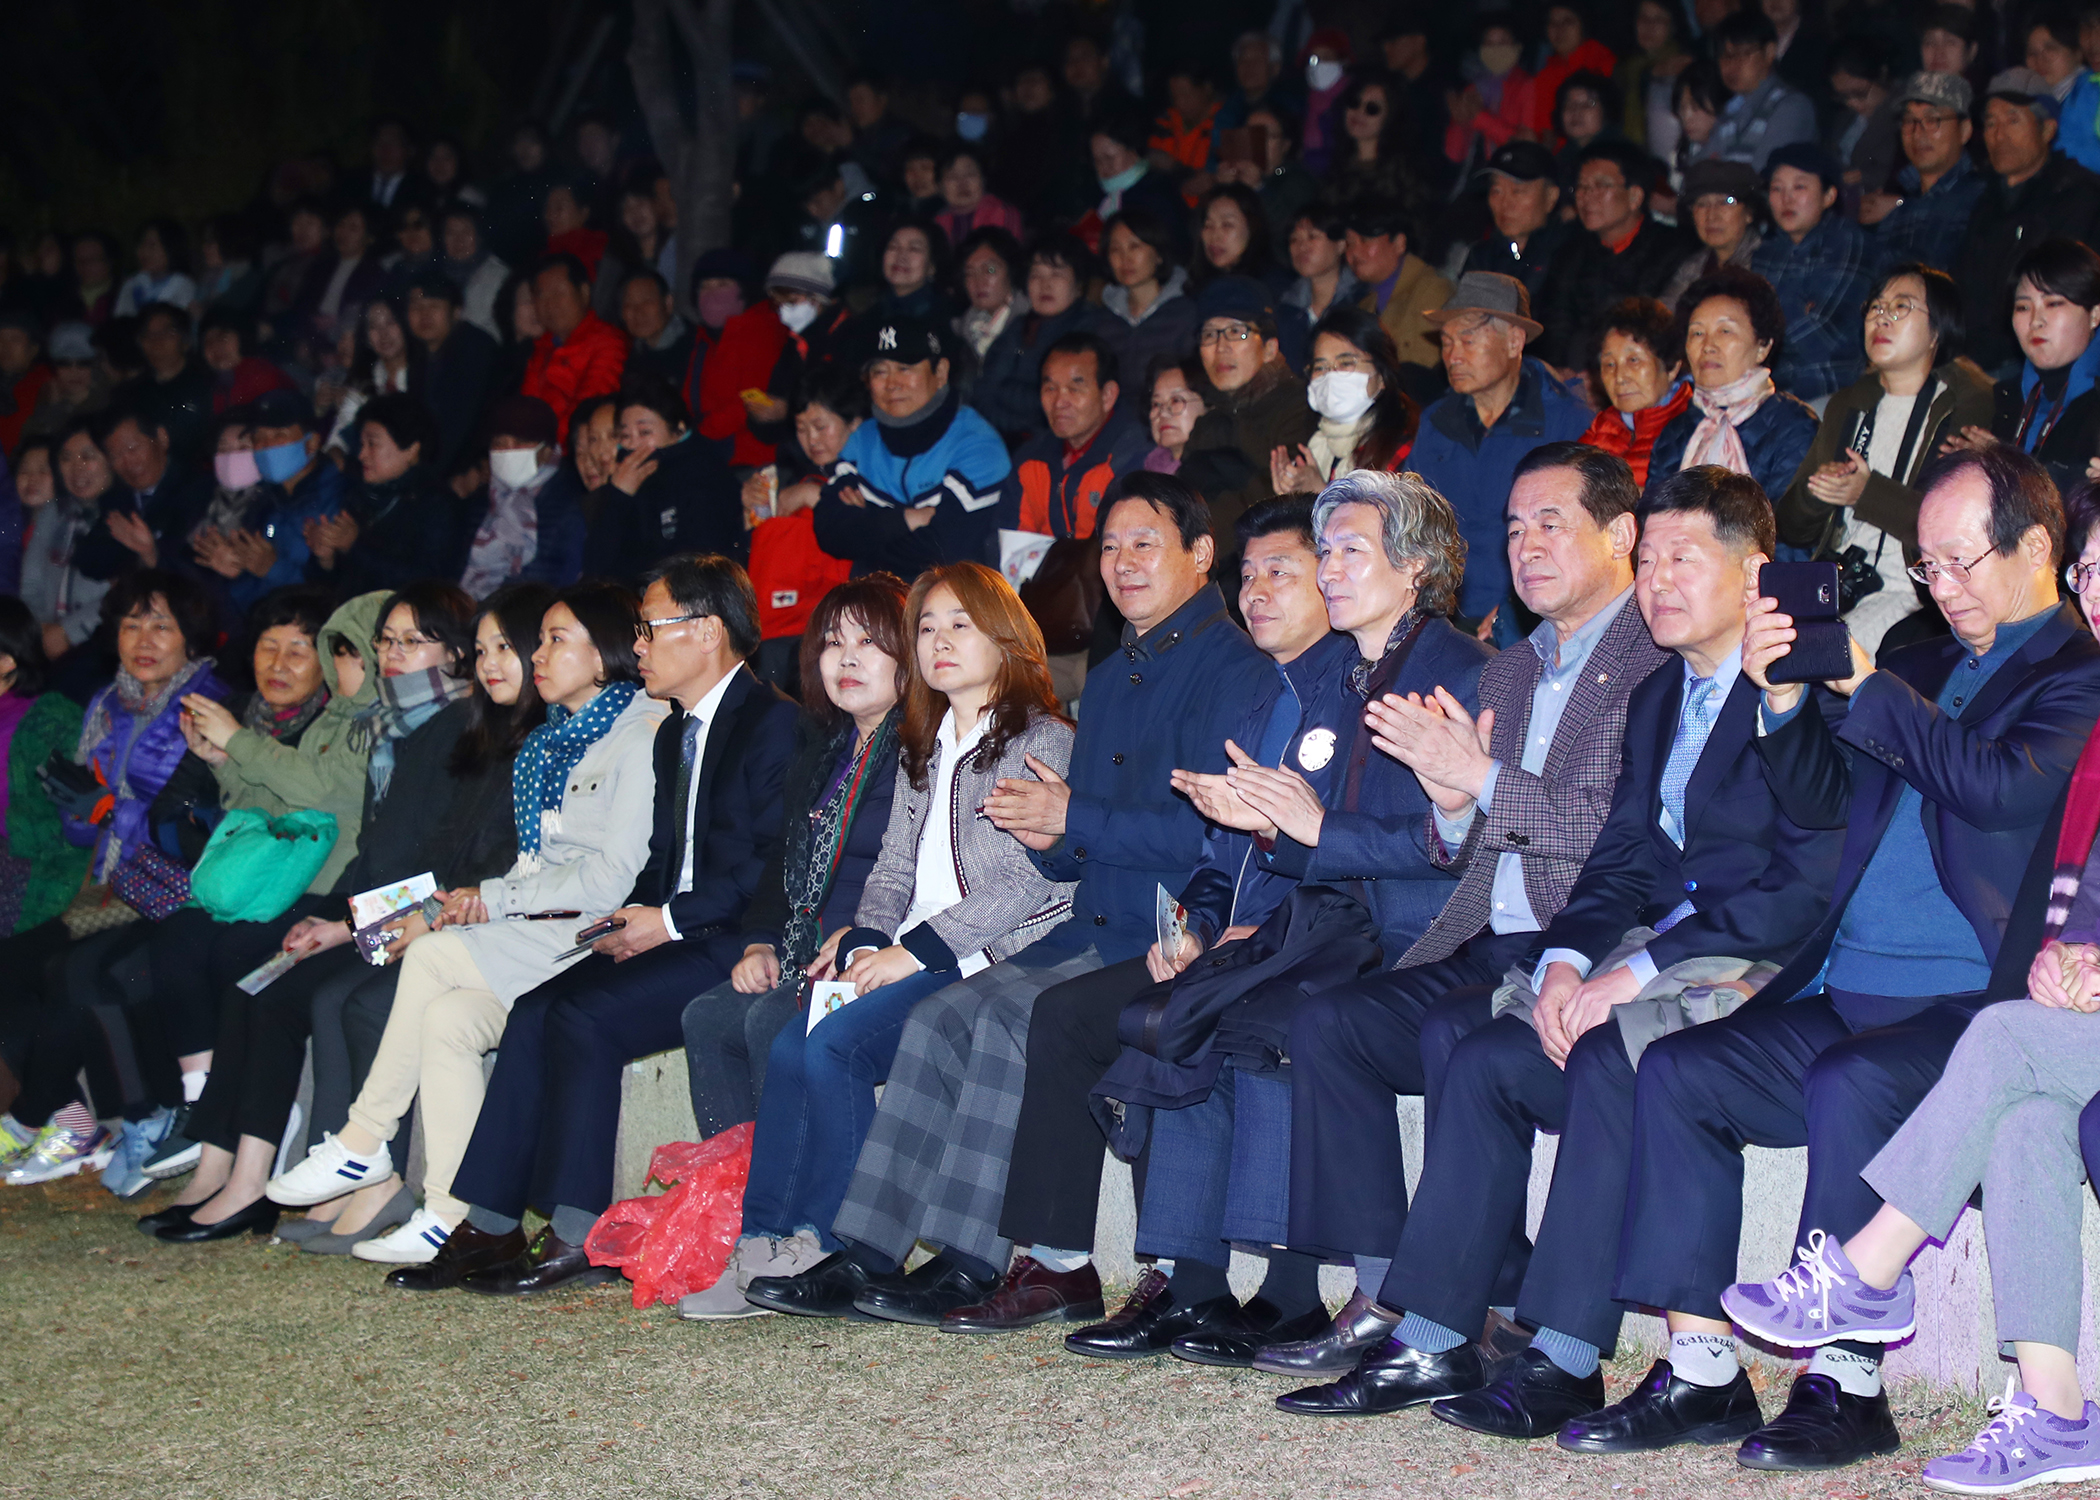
[[1278, 467, 1843, 1434], [407, 554, 800, 1296], [1592, 445, 2100, 1471]]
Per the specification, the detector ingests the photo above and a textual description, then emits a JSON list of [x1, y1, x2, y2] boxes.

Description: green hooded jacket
[[213, 591, 387, 895]]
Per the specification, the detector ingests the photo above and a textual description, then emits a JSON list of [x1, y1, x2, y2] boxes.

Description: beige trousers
[[345, 931, 508, 1223]]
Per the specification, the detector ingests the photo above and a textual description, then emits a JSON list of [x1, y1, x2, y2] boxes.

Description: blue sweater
[[1030, 583, 1275, 963], [814, 390, 1011, 579]]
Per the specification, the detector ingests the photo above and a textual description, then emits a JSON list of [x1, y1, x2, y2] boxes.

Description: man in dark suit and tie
[[1592, 444, 2100, 1471], [1278, 467, 1843, 1435], [404, 554, 800, 1295]]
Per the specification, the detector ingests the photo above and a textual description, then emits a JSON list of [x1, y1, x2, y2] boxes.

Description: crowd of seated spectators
[[11, 3, 2100, 1491]]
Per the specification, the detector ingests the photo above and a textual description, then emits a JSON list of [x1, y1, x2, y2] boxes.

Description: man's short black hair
[[1511, 441, 1641, 529], [88, 401, 162, 448], [534, 251, 593, 294], [643, 554, 764, 660], [1713, 9, 1780, 49], [1638, 464, 1778, 558], [622, 266, 673, 298], [1345, 196, 1414, 243], [137, 301, 192, 339], [1236, 494, 1317, 552], [1043, 329, 1120, 390], [1102, 471, 1213, 553], [1915, 443, 2066, 564], [103, 567, 217, 657]]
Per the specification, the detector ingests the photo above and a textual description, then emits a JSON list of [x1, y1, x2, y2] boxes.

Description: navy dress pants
[[1284, 932, 1533, 1259], [1614, 990, 1988, 1323], [451, 941, 727, 1221], [1379, 1007, 1639, 1351]]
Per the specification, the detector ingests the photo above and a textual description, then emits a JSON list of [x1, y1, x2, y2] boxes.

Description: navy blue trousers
[[451, 941, 726, 1221]]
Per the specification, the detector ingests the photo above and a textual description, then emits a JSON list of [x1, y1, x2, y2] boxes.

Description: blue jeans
[[740, 967, 953, 1247]]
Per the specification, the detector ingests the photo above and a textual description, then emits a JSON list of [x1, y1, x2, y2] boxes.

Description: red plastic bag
[[584, 1123, 754, 1309]]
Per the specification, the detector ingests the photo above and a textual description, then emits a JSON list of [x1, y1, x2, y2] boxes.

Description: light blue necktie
[[1658, 677, 1718, 852]]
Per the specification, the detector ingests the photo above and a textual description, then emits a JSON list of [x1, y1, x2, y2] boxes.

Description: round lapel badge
[[1296, 727, 1337, 771]]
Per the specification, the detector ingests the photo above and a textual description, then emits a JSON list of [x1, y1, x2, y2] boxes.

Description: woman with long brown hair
[[721, 562, 1076, 1319]]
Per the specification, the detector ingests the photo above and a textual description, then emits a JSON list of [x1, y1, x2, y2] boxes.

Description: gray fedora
[[1421, 271, 1544, 340]]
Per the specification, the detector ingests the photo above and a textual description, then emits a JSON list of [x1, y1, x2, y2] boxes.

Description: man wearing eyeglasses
[[1597, 444, 2100, 1472], [1177, 276, 1316, 551], [1531, 141, 1690, 374], [1859, 73, 1982, 275]]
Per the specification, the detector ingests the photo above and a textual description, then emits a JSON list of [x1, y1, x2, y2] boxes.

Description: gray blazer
[[855, 708, 1076, 970]]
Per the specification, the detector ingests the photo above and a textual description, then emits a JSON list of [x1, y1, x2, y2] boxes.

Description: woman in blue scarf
[[264, 581, 667, 1267]]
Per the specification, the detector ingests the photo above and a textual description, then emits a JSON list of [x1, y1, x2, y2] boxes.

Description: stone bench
[[613, 1048, 2100, 1394]]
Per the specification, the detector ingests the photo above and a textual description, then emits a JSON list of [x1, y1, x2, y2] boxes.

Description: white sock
[[1809, 1346, 1883, 1397], [1027, 1245, 1091, 1273], [1670, 1330, 1741, 1388], [180, 1070, 208, 1103]]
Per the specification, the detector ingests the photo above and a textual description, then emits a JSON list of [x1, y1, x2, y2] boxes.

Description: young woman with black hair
[[265, 581, 668, 1266]]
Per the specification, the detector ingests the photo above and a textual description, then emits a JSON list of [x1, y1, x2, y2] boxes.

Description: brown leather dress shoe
[[458, 1226, 619, 1297], [384, 1223, 527, 1292], [941, 1256, 1107, 1334]]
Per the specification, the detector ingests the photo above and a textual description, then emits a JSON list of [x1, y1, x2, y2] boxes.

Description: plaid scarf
[[349, 665, 470, 801]]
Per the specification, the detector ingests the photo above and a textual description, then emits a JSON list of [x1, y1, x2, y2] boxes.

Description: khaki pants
[[346, 931, 509, 1223]]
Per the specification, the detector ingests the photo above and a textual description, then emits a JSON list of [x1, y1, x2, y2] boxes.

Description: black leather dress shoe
[[458, 1227, 617, 1297], [1065, 1271, 1235, 1360], [1431, 1347, 1607, 1439], [385, 1223, 528, 1292], [1275, 1336, 1488, 1416], [1175, 1300, 1329, 1369], [853, 1255, 1002, 1326], [1557, 1360, 1764, 1453], [1736, 1373, 1901, 1470], [745, 1251, 881, 1319], [1253, 1290, 1402, 1376], [136, 1202, 197, 1238], [153, 1197, 279, 1243]]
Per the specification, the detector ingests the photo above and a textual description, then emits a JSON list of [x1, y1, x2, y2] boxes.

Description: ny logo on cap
[[878, 325, 897, 351]]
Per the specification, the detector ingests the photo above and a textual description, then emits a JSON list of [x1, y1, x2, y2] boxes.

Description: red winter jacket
[[522, 312, 629, 442]]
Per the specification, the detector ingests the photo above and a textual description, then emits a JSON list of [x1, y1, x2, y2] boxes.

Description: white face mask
[[778, 299, 820, 333], [1307, 59, 1344, 92], [1308, 370, 1376, 423], [489, 448, 543, 488]]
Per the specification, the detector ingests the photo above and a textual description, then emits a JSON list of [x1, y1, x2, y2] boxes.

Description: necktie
[[1658, 676, 1717, 851], [667, 714, 703, 895]]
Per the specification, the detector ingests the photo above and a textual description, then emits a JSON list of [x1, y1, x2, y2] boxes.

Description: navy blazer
[[1259, 616, 1494, 954], [1541, 665, 1844, 973], [1180, 630, 1355, 947], [1031, 583, 1275, 964], [1752, 602, 2100, 1004], [626, 666, 801, 970]]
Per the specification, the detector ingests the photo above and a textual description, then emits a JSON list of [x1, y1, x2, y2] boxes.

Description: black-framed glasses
[[636, 611, 708, 641]]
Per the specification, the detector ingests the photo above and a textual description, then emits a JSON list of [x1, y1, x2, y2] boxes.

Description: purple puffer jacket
[[64, 664, 233, 877]]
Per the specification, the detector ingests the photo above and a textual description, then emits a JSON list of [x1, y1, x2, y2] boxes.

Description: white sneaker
[[351, 1208, 453, 1263], [678, 1244, 774, 1321], [264, 1132, 393, 1206]]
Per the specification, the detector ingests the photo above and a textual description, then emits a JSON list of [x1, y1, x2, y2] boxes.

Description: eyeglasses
[[636, 611, 708, 641], [1150, 392, 1204, 417], [1866, 297, 1924, 324], [2068, 560, 2100, 591], [1308, 354, 1374, 376], [1199, 323, 1257, 346], [1906, 556, 1983, 586], [374, 631, 438, 654]]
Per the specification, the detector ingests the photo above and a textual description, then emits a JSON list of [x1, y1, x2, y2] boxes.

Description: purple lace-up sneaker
[[1720, 1229, 1916, 1347], [1923, 1385, 2100, 1494]]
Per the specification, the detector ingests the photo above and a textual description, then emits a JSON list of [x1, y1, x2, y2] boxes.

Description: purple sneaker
[[1720, 1229, 1916, 1347], [1923, 1385, 2100, 1494]]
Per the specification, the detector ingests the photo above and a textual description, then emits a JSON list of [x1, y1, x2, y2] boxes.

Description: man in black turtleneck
[[812, 317, 1013, 578]]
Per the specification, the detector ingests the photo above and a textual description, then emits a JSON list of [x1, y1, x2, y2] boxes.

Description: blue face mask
[[254, 439, 309, 484], [956, 111, 991, 141]]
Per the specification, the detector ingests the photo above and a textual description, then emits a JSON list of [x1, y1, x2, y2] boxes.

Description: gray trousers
[[1863, 998, 2100, 1355], [831, 938, 1104, 1269]]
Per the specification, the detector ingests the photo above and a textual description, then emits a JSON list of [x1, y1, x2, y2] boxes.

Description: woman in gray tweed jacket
[[733, 562, 1075, 1284]]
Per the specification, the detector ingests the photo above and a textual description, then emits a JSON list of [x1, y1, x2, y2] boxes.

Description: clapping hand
[[1222, 738, 1324, 846], [1804, 449, 1870, 508], [1365, 689, 1495, 814]]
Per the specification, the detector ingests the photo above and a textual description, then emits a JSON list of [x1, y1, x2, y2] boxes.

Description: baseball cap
[[862, 317, 946, 367], [47, 322, 94, 363], [1482, 141, 1557, 184], [1985, 66, 2062, 120], [249, 388, 319, 432], [1892, 70, 1974, 114], [1195, 275, 1279, 333]]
